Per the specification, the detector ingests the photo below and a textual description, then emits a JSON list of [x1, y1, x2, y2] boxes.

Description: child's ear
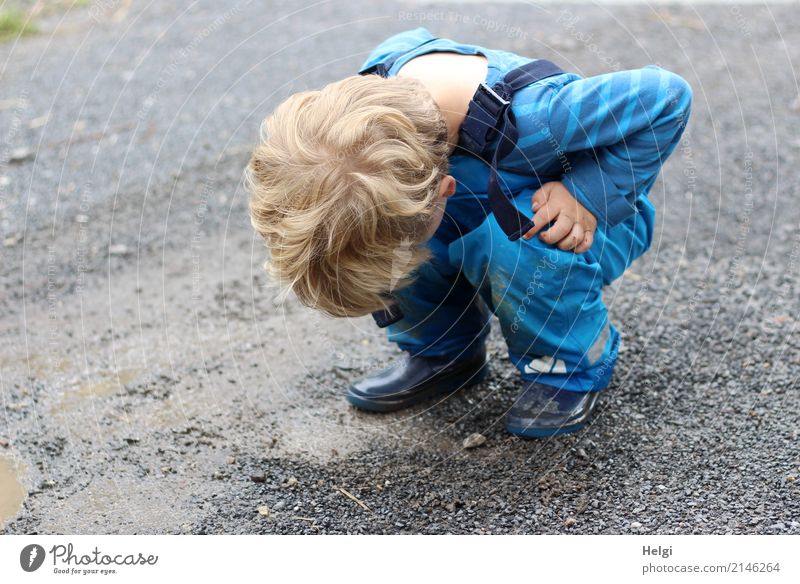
[[439, 175, 456, 198]]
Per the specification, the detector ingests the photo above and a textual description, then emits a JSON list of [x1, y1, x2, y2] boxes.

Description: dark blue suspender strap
[[460, 59, 564, 241]]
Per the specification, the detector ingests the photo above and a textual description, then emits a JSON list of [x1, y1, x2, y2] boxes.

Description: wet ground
[[1, 1, 799, 534]]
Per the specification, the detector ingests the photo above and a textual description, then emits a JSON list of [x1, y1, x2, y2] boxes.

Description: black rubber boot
[[506, 381, 601, 438], [346, 346, 488, 412]]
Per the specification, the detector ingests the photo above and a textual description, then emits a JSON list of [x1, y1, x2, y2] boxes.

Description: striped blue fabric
[[539, 65, 693, 226], [359, 27, 693, 228]]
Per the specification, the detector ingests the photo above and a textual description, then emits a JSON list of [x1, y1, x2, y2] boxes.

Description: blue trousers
[[383, 156, 656, 393]]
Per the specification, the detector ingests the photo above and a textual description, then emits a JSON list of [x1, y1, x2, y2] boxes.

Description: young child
[[246, 27, 692, 438]]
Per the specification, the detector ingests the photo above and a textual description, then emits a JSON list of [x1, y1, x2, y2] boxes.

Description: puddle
[[52, 368, 142, 413], [0, 456, 27, 529]]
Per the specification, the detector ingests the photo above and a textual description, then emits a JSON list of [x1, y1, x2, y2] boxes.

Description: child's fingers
[[522, 201, 555, 239], [575, 230, 595, 253], [539, 213, 574, 244], [557, 223, 585, 251], [531, 185, 551, 212]]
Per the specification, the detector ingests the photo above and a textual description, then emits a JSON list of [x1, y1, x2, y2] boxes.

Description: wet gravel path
[[1, 1, 798, 534]]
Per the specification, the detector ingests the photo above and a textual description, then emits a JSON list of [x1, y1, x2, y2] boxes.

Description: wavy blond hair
[[245, 74, 450, 317]]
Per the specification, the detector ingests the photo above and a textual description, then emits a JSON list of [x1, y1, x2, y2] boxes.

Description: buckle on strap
[[475, 82, 511, 115], [371, 304, 403, 328], [458, 82, 511, 155]]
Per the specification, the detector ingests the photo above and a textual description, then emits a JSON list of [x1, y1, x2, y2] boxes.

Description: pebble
[[463, 433, 487, 449], [273, 501, 286, 511], [109, 244, 130, 256], [285, 476, 299, 488], [250, 471, 266, 483], [8, 147, 34, 164], [257, 505, 270, 517], [631, 521, 643, 529], [3, 234, 21, 247]]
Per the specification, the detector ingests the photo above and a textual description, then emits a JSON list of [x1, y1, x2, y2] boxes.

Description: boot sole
[[505, 421, 586, 438]]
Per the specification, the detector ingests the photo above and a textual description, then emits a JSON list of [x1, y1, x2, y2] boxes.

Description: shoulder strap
[[459, 59, 564, 241]]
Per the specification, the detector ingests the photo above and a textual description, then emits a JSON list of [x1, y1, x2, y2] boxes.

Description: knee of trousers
[[587, 188, 658, 285]]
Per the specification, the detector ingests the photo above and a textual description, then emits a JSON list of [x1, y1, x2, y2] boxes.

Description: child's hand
[[522, 181, 597, 253]]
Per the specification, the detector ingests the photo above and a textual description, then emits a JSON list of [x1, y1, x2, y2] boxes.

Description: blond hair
[[245, 74, 450, 317]]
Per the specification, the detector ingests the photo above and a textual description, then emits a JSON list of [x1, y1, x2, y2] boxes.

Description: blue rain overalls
[[358, 32, 659, 393]]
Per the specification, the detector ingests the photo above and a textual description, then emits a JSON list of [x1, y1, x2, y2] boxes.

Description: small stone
[[9, 147, 34, 163], [0, 438, 9, 447], [564, 516, 577, 527], [250, 471, 266, 483], [3, 234, 21, 247], [227, 455, 236, 464], [462, 432, 487, 449], [109, 244, 129, 256], [257, 505, 271, 517], [792, 95, 800, 112], [29, 115, 48, 129], [576, 448, 588, 460], [285, 476, 299, 488], [631, 521, 643, 529], [445, 502, 456, 513], [75, 214, 90, 223], [273, 501, 286, 511]]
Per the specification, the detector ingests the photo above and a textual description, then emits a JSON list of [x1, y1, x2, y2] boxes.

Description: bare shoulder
[[396, 52, 489, 147], [396, 52, 487, 80]]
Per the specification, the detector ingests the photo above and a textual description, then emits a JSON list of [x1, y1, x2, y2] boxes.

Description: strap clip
[[458, 82, 511, 155]]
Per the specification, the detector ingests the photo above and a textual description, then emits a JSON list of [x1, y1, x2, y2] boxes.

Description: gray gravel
[[0, 1, 798, 534]]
